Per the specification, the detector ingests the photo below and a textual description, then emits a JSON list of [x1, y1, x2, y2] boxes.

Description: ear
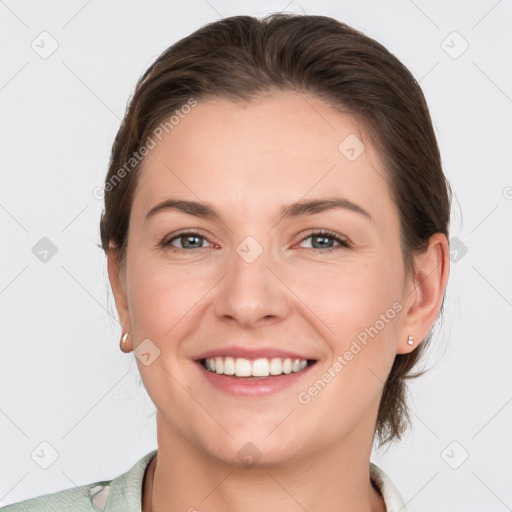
[[396, 233, 450, 355], [107, 245, 133, 351]]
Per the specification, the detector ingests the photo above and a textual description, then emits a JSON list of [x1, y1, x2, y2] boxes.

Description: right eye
[[161, 230, 212, 251]]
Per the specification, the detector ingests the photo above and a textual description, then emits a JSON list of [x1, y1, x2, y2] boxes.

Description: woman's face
[[111, 91, 422, 466]]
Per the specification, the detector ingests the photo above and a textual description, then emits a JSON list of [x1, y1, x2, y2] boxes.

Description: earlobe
[[397, 233, 450, 355], [107, 246, 133, 350]]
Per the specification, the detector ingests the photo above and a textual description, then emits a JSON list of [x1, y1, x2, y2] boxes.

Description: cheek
[[291, 264, 402, 418], [124, 259, 207, 412], [291, 257, 402, 334], [287, 257, 403, 393], [126, 260, 189, 338]]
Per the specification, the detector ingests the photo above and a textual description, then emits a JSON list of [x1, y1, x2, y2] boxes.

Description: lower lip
[[195, 361, 316, 398]]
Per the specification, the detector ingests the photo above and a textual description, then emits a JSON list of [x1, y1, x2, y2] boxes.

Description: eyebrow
[[145, 197, 372, 223]]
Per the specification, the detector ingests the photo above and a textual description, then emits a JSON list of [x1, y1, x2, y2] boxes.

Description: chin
[[200, 432, 302, 469]]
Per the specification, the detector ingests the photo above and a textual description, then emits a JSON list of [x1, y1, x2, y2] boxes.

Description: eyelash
[[160, 229, 351, 252]]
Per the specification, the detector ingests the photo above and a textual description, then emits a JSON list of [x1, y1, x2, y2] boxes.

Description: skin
[[108, 91, 450, 512]]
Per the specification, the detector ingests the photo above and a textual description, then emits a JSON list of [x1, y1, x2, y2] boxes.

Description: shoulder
[[0, 481, 112, 512], [0, 450, 158, 512]]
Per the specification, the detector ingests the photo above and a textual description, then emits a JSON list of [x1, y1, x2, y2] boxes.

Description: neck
[[143, 414, 386, 512]]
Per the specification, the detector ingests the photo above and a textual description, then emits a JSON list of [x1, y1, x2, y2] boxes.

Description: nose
[[213, 239, 291, 329]]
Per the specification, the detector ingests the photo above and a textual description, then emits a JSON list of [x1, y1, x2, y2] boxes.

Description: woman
[[2, 12, 451, 512]]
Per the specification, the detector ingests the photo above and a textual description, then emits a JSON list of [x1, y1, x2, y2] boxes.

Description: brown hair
[[99, 13, 452, 448]]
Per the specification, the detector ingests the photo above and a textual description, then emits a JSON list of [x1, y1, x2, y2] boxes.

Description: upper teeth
[[204, 357, 308, 377]]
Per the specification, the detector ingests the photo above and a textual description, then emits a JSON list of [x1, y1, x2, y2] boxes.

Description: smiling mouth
[[199, 357, 317, 379]]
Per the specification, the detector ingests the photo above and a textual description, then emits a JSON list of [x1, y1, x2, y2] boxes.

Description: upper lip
[[194, 346, 316, 361]]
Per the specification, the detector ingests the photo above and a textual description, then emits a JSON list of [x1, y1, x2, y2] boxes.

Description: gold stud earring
[[407, 335, 414, 346]]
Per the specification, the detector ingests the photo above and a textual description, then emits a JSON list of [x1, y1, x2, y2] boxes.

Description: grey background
[[1, 1, 511, 510]]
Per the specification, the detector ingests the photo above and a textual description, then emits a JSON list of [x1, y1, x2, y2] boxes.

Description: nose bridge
[[213, 233, 289, 326]]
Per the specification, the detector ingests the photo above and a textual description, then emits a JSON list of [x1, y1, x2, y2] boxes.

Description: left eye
[[298, 231, 350, 250]]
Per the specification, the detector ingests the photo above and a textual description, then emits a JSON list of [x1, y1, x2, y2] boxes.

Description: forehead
[[133, 92, 397, 225]]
